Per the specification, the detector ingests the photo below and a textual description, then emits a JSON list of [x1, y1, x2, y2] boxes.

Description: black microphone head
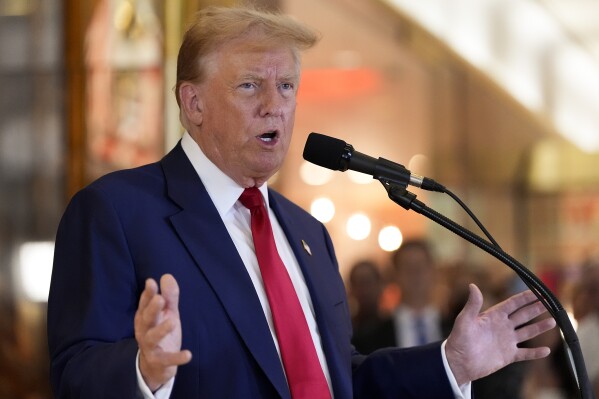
[[303, 132, 350, 171]]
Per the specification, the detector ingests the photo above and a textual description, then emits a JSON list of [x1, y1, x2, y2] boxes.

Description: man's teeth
[[259, 132, 276, 142]]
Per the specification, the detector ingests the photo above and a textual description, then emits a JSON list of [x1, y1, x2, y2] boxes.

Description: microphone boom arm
[[381, 179, 595, 399]]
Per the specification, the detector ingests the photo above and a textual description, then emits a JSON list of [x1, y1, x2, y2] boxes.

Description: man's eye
[[280, 83, 294, 90], [239, 83, 255, 89]]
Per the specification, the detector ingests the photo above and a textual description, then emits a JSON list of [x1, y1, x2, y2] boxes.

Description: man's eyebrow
[[279, 73, 299, 82], [238, 73, 263, 81], [236, 72, 299, 83], [270, 71, 299, 85]]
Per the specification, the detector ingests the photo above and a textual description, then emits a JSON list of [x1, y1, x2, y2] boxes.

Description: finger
[[509, 300, 549, 327], [145, 294, 166, 322], [136, 297, 168, 351], [459, 284, 484, 321], [138, 278, 159, 311], [138, 294, 166, 332], [169, 349, 193, 366], [492, 290, 539, 315], [139, 348, 193, 382], [144, 318, 177, 348], [513, 346, 551, 363], [515, 317, 557, 343], [147, 349, 193, 368], [160, 274, 180, 313], [135, 279, 161, 335]]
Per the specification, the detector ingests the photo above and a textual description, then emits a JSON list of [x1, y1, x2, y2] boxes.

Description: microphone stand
[[381, 180, 595, 399]]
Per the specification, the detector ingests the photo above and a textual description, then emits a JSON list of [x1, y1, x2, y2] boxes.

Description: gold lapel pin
[[301, 239, 312, 256]]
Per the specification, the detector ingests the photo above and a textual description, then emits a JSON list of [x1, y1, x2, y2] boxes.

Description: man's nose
[[259, 86, 285, 117]]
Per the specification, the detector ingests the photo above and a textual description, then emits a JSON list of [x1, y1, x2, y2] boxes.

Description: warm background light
[[310, 197, 336, 223], [346, 213, 371, 241], [378, 225, 403, 252], [408, 154, 430, 174], [300, 160, 335, 186], [17, 241, 55, 302], [297, 67, 382, 101], [348, 170, 374, 185]]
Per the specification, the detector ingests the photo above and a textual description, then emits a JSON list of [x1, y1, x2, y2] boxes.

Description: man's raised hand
[[134, 274, 192, 392], [445, 284, 557, 386]]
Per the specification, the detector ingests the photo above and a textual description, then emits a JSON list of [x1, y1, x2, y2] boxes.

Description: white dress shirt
[[138, 132, 470, 398], [393, 305, 443, 348]]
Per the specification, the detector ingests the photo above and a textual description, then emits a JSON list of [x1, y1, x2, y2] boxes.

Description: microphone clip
[[373, 158, 411, 188], [380, 180, 419, 211]]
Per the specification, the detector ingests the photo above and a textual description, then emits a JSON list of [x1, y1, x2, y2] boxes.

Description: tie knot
[[239, 187, 264, 210]]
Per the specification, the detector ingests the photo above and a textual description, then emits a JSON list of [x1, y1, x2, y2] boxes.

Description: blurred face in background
[[349, 262, 383, 316], [394, 246, 436, 308]]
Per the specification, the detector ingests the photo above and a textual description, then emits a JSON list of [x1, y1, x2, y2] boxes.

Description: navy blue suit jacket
[[48, 142, 454, 398]]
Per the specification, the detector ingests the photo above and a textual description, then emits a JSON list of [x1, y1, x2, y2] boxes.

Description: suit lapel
[[269, 191, 351, 399], [161, 144, 289, 398]]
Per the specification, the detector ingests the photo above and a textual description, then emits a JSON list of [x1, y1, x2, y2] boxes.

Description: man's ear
[[179, 82, 204, 125]]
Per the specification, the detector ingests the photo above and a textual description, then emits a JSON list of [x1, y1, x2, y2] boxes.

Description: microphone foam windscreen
[[303, 132, 347, 171]]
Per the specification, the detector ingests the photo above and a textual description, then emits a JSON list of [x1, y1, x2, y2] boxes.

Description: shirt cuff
[[441, 340, 472, 399], [136, 350, 175, 399]]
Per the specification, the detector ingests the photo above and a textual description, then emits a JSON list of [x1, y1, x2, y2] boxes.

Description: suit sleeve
[[48, 185, 141, 398], [352, 343, 456, 399]]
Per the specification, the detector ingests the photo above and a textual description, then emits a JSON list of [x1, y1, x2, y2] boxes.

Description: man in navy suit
[[48, 6, 556, 399]]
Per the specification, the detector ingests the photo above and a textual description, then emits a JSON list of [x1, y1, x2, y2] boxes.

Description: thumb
[[459, 283, 484, 321]]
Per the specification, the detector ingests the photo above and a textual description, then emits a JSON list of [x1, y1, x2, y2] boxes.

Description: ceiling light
[[346, 213, 371, 241], [378, 226, 403, 252], [310, 197, 336, 223]]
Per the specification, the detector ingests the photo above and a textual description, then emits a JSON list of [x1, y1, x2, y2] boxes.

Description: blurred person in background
[[390, 239, 453, 348], [347, 259, 395, 354], [347, 239, 452, 353]]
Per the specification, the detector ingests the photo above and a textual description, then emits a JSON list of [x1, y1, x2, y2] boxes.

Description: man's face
[[396, 248, 435, 299], [190, 36, 299, 187]]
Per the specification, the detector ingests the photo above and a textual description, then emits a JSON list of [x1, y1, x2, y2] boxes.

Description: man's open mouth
[[258, 131, 278, 142]]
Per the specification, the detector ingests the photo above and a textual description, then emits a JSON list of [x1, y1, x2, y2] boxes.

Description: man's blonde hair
[[175, 6, 319, 106]]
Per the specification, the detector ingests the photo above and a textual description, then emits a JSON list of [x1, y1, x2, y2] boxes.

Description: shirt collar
[[398, 304, 439, 319], [181, 132, 270, 217]]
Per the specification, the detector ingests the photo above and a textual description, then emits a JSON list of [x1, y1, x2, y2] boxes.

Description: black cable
[[442, 187, 503, 250]]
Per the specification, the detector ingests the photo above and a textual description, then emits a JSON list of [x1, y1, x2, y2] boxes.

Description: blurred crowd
[[347, 238, 599, 399]]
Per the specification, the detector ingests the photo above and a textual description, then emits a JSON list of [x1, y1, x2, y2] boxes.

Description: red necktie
[[239, 187, 331, 399]]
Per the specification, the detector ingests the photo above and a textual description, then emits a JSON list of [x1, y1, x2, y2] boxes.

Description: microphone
[[302, 132, 445, 192]]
